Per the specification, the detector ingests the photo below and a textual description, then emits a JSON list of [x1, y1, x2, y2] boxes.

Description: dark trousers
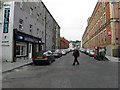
[[73, 57, 79, 65]]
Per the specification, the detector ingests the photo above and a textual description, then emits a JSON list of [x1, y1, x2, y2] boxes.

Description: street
[[2, 52, 118, 88]]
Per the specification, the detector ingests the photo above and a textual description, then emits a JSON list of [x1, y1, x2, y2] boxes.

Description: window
[[30, 24, 32, 33], [16, 45, 20, 55], [37, 2, 40, 6], [100, 17, 102, 27], [104, 30, 107, 42], [16, 43, 27, 56], [37, 14, 39, 21], [19, 19, 23, 31], [103, 13, 106, 24], [103, 2, 106, 9], [30, 8, 33, 15], [37, 28, 39, 36], [20, 1, 23, 9]]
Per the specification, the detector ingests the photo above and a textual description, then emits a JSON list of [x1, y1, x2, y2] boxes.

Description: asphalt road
[[2, 52, 118, 88]]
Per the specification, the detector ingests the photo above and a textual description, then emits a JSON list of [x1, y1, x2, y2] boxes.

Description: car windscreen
[[89, 50, 94, 52], [35, 51, 45, 56]]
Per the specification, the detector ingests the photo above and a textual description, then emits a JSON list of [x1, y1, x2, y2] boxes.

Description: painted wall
[[2, 1, 15, 62]]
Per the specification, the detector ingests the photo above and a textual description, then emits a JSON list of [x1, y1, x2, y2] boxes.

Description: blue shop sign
[[24, 37, 34, 42], [16, 35, 24, 40]]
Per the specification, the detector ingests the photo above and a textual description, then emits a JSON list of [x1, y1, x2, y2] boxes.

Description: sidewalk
[[2, 58, 33, 73], [106, 55, 120, 63]]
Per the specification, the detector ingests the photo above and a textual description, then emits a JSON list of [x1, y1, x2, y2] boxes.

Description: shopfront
[[14, 31, 43, 60]]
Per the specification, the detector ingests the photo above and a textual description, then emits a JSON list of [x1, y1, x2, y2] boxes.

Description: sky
[[42, 0, 98, 41]]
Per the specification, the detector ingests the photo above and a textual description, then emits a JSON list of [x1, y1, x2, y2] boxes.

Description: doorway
[[29, 43, 32, 58]]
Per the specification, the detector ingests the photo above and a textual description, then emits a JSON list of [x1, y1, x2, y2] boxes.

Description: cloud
[[42, 0, 97, 41]]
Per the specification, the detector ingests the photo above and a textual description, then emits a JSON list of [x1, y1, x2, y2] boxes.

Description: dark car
[[32, 51, 55, 65]]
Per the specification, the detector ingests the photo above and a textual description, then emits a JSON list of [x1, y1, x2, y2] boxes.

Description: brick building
[[82, 1, 120, 57], [60, 37, 69, 49]]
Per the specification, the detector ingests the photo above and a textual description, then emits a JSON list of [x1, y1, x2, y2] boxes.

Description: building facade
[[82, 1, 120, 57], [69, 41, 81, 50], [0, 1, 60, 62], [60, 37, 69, 49]]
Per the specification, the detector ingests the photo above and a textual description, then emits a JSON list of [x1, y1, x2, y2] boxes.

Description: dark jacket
[[73, 50, 79, 58]]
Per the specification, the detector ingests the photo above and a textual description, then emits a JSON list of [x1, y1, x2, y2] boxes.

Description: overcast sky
[[42, 0, 98, 41]]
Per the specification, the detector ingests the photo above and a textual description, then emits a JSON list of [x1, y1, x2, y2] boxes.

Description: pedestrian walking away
[[72, 49, 80, 65]]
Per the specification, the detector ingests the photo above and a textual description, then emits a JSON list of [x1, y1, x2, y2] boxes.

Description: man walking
[[72, 49, 80, 65]]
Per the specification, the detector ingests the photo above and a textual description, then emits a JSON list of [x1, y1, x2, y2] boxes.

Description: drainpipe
[[44, 7, 46, 51]]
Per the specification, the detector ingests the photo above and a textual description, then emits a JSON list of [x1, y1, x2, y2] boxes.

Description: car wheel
[[48, 60, 51, 65], [33, 62, 37, 65]]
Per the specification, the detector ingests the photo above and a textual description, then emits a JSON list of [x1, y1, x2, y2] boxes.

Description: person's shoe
[[72, 64, 75, 66]]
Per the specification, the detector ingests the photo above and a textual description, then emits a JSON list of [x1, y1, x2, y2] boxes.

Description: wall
[[60, 37, 69, 49], [2, 1, 15, 62], [0, 5, 3, 62]]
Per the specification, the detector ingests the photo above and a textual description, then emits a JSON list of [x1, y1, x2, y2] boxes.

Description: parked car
[[94, 47, 106, 60], [86, 49, 90, 55], [80, 48, 86, 53], [61, 49, 67, 55], [89, 49, 95, 57], [32, 51, 55, 65], [52, 51, 62, 58], [65, 48, 71, 53]]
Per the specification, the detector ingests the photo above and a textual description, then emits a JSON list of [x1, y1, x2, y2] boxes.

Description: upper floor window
[[19, 19, 23, 31], [30, 24, 33, 33], [37, 14, 39, 21], [100, 17, 103, 27], [103, 13, 106, 24], [42, 31, 44, 37], [20, 1, 23, 9], [104, 29, 107, 42], [30, 8, 33, 15], [37, 28, 39, 36]]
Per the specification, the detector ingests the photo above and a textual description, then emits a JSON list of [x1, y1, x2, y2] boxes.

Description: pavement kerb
[[2, 62, 33, 73], [105, 55, 120, 63]]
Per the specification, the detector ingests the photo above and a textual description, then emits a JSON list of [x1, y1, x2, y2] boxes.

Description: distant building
[[82, 1, 120, 57], [0, 1, 60, 62], [69, 40, 81, 49], [60, 37, 69, 49]]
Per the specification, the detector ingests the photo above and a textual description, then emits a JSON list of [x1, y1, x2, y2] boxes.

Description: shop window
[[16, 45, 20, 55], [16, 43, 27, 57]]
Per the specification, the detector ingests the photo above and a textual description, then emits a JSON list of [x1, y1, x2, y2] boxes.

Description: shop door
[[29, 43, 32, 58]]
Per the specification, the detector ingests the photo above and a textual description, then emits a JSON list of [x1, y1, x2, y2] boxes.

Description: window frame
[[16, 43, 27, 57], [19, 19, 23, 31]]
